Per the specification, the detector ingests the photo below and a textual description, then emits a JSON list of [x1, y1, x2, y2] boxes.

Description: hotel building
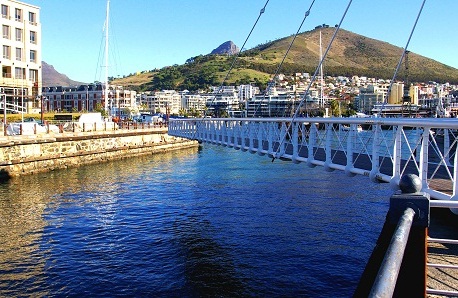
[[1, 0, 41, 113]]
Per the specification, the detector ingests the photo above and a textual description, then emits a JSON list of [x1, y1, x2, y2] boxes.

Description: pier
[[0, 124, 197, 179]]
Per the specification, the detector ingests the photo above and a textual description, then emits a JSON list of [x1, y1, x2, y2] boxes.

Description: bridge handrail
[[369, 207, 416, 297], [170, 116, 458, 129], [354, 174, 458, 297]]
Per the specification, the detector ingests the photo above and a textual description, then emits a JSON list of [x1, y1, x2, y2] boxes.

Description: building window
[[29, 50, 36, 62], [2, 25, 10, 39], [30, 31, 36, 44], [3, 45, 10, 59], [1, 5, 9, 19], [28, 12, 36, 25], [15, 28, 22, 41], [15, 47, 22, 61], [29, 69, 38, 82], [15, 8, 22, 22], [15, 67, 24, 79]]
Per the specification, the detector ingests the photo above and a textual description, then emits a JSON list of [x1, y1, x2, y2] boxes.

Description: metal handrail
[[369, 207, 416, 297]]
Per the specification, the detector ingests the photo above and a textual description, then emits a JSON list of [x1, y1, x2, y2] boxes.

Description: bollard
[[354, 174, 430, 298]]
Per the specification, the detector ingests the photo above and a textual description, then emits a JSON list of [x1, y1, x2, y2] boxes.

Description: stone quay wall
[[0, 128, 198, 180]]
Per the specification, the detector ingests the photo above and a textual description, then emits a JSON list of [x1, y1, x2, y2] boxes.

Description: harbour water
[[0, 144, 393, 297]]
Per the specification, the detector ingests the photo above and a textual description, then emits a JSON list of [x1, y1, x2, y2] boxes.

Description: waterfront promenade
[[0, 124, 198, 179]]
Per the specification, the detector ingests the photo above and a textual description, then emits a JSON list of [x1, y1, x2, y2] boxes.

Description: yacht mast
[[319, 31, 324, 108], [104, 0, 110, 114]]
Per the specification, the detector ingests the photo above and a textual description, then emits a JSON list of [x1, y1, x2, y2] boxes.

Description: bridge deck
[[427, 208, 458, 296]]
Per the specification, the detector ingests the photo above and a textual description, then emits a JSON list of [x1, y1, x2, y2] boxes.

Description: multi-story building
[[180, 91, 207, 116], [246, 93, 296, 117], [139, 90, 180, 115], [1, 0, 41, 114], [355, 85, 385, 114], [238, 84, 259, 102], [42, 84, 138, 118]]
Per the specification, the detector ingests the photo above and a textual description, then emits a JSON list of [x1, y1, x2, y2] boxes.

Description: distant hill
[[42, 61, 84, 87], [110, 27, 458, 91], [211, 41, 240, 55]]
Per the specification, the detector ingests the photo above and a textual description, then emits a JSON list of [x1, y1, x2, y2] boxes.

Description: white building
[[238, 84, 259, 101], [1, 0, 42, 113], [181, 91, 207, 116], [139, 90, 181, 115]]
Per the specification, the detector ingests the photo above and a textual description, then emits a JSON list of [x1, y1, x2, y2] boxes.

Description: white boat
[[371, 103, 421, 117], [341, 124, 363, 132]]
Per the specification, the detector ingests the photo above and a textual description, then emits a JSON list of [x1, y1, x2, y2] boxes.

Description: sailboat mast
[[104, 0, 110, 114], [319, 31, 324, 108]]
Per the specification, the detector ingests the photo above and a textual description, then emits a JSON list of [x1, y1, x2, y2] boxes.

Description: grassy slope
[[111, 28, 458, 90]]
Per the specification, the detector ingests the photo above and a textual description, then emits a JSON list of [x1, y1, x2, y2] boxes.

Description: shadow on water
[[173, 215, 252, 297]]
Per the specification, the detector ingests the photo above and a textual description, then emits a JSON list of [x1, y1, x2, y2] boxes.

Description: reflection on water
[[0, 145, 392, 297]]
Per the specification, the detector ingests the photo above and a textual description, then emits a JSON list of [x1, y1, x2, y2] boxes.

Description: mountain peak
[[42, 61, 85, 87], [210, 41, 240, 55]]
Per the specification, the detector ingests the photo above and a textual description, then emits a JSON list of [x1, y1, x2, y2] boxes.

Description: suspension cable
[[272, 0, 353, 162], [252, 0, 317, 118], [190, 0, 270, 139], [380, 0, 426, 116]]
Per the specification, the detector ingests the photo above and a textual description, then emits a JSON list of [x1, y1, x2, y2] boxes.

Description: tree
[[330, 99, 341, 117]]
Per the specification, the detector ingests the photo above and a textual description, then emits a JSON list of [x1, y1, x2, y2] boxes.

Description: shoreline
[[0, 128, 198, 180]]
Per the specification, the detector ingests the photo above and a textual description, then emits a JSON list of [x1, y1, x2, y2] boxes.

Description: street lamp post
[[40, 95, 47, 124], [2, 89, 6, 135], [86, 85, 89, 112]]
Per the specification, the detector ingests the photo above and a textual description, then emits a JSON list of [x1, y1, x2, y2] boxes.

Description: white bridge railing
[[169, 117, 458, 209]]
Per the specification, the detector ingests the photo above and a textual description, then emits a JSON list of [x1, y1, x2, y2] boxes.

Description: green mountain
[[112, 27, 458, 91]]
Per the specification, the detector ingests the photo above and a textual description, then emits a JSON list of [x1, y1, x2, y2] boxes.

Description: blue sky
[[26, 0, 458, 84]]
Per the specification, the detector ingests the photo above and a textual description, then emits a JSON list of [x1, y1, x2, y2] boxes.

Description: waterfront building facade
[[139, 90, 180, 115], [1, 0, 41, 114], [42, 84, 138, 118], [355, 85, 384, 114], [180, 91, 207, 117]]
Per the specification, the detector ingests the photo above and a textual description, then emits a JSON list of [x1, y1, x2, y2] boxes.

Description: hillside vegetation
[[112, 27, 458, 91]]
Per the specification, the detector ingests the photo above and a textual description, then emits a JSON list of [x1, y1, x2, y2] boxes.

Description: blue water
[[0, 144, 392, 297]]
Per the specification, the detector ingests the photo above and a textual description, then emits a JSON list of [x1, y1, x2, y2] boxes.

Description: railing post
[[450, 139, 458, 215], [370, 124, 381, 182], [292, 122, 299, 162], [345, 123, 356, 176], [257, 122, 264, 155], [418, 127, 430, 190], [390, 125, 402, 189], [307, 123, 316, 168], [443, 128, 452, 166], [324, 123, 333, 171], [267, 122, 274, 156], [249, 122, 255, 153]]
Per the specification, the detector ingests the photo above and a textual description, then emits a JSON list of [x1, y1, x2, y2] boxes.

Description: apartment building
[[139, 90, 180, 115], [1, 0, 41, 113], [42, 83, 138, 118]]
